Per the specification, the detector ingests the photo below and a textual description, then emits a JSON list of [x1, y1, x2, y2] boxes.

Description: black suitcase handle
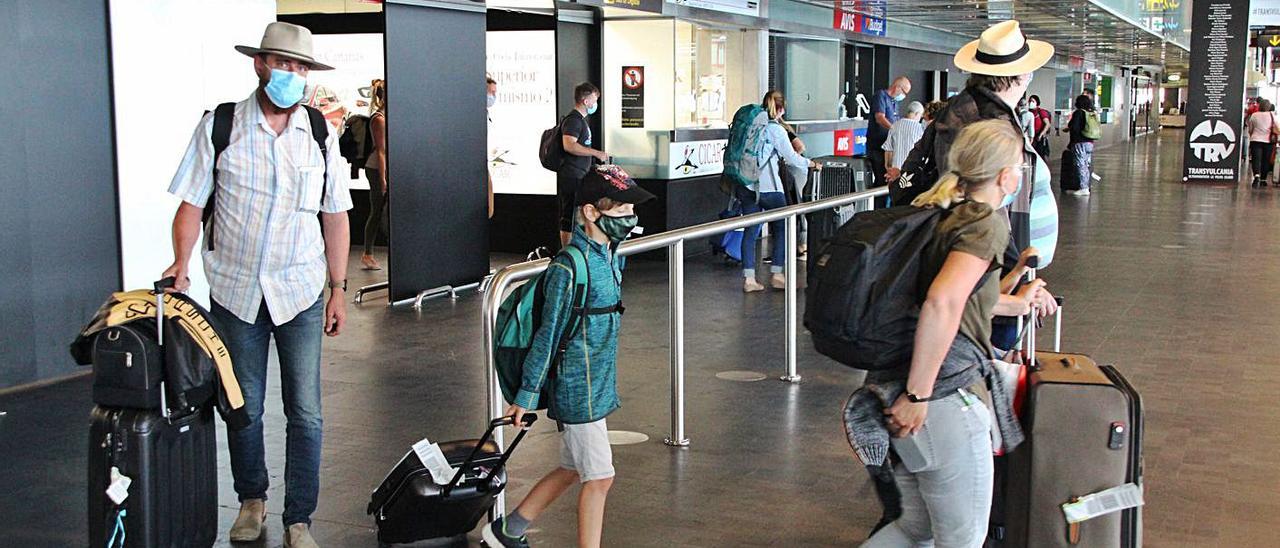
[[442, 414, 537, 497]]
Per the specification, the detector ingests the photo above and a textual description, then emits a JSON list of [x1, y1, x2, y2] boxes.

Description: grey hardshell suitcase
[[1000, 351, 1144, 547]]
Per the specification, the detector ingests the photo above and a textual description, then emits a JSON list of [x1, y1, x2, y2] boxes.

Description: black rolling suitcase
[[88, 405, 219, 548], [85, 278, 220, 548], [368, 415, 536, 544]]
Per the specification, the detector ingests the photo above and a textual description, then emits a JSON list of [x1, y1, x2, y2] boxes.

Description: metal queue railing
[[479, 186, 889, 514]]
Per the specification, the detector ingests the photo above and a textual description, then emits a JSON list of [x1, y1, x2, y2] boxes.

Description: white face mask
[[486, 94, 496, 108]]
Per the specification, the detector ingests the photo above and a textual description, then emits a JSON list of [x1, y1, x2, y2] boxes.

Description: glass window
[[675, 22, 743, 128]]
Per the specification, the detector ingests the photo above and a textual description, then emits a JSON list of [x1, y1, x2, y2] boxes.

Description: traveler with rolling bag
[[72, 277, 250, 548], [824, 121, 1030, 546]]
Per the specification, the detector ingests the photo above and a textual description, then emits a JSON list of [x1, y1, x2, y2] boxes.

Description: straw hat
[[954, 21, 1053, 77], [235, 22, 334, 71]]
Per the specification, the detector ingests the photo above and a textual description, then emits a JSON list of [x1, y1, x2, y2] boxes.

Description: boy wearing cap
[[484, 165, 653, 548]]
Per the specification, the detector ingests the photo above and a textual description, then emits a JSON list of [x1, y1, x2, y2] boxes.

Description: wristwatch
[[328, 279, 347, 291], [904, 391, 930, 403]]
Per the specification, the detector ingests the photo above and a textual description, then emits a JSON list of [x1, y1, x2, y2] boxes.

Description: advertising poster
[[308, 33, 386, 190], [487, 31, 558, 195], [1182, 0, 1248, 182], [621, 66, 645, 128]]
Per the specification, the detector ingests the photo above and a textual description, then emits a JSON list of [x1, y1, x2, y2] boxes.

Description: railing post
[[781, 214, 801, 383], [664, 240, 690, 447], [482, 275, 508, 515]]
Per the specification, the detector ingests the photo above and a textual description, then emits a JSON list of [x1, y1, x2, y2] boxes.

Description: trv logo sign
[[1188, 119, 1236, 163]]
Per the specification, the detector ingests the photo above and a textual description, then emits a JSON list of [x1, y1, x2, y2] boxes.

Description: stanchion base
[[780, 374, 803, 383], [663, 437, 690, 447]]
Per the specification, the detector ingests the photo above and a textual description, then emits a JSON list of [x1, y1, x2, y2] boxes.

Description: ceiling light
[[1168, 73, 1181, 81]]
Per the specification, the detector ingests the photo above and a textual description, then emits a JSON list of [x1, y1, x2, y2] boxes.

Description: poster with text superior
[[308, 33, 385, 191], [488, 31, 557, 195], [622, 66, 645, 128]]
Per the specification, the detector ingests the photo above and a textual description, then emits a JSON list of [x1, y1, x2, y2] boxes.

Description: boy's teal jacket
[[514, 226, 623, 424]]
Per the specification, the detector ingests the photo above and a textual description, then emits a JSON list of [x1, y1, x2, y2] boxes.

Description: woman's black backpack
[[804, 205, 945, 371]]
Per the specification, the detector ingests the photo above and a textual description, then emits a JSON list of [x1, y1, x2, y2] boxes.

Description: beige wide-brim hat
[[235, 22, 334, 71], [954, 21, 1053, 77]]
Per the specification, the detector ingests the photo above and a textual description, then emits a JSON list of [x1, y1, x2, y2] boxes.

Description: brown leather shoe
[[284, 523, 319, 548], [229, 499, 266, 542]]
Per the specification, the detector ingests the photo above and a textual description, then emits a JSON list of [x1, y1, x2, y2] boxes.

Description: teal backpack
[[722, 104, 773, 188], [494, 246, 591, 410]]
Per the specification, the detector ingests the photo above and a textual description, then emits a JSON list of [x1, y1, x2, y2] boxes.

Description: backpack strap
[[204, 102, 236, 251], [302, 105, 330, 208]]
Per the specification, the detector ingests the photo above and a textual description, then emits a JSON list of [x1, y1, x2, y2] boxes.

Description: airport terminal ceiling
[[801, 0, 1191, 71]]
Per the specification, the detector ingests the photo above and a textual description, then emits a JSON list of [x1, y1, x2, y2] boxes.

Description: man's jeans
[[861, 390, 994, 548], [211, 297, 324, 527]]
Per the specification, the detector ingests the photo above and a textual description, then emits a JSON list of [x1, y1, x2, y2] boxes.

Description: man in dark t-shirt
[[867, 76, 910, 188], [558, 82, 609, 246]]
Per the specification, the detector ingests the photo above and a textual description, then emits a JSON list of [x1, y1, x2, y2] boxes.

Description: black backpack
[[205, 102, 329, 250], [804, 205, 945, 371], [339, 113, 374, 178], [888, 115, 940, 206], [539, 115, 567, 171]]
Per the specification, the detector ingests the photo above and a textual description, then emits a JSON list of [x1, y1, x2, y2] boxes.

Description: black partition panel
[[385, 1, 490, 301], [0, 1, 120, 389]]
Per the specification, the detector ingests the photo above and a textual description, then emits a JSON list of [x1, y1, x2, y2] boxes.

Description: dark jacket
[[889, 85, 1053, 257]]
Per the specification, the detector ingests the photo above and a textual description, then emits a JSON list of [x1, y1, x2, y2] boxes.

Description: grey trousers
[[861, 389, 994, 548]]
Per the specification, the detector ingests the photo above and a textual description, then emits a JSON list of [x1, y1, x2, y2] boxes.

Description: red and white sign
[[833, 8, 858, 32], [834, 129, 854, 157]]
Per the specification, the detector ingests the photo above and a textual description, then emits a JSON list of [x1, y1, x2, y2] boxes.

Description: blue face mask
[[1000, 166, 1024, 209], [264, 68, 306, 108], [587, 102, 598, 116], [893, 93, 906, 102]]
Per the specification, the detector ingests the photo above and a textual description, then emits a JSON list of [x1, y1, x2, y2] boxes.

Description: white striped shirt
[[169, 93, 352, 326]]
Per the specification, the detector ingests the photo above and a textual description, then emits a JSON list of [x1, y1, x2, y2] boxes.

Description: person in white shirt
[[161, 22, 351, 548], [883, 101, 926, 170]]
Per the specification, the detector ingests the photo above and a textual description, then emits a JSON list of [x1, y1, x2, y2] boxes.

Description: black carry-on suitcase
[[88, 406, 219, 548], [368, 415, 536, 544], [86, 277, 220, 548]]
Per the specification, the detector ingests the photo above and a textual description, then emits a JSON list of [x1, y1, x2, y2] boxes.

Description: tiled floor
[[1, 129, 1273, 546]]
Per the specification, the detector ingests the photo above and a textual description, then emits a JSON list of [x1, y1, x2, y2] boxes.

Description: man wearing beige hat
[[162, 22, 350, 548]]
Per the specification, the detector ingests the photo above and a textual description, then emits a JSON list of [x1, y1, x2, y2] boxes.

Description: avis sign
[[1183, 0, 1248, 182]]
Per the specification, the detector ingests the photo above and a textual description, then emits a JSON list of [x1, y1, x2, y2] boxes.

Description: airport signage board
[[1183, 0, 1249, 182]]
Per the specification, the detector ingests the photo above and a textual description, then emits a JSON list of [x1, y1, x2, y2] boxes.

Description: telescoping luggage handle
[[442, 414, 537, 497], [1016, 257, 1065, 362], [153, 277, 177, 422]]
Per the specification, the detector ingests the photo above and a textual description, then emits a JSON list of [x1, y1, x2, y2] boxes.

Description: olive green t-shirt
[[921, 201, 1010, 358]]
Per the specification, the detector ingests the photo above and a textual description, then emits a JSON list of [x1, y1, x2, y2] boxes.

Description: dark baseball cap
[[576, 165, 655, 206]]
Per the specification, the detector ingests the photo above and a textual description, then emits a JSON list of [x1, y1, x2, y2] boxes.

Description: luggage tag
[[412, 438, 459, 486], [1061, 483, 1144, 524], [106, 466, 133, 505]]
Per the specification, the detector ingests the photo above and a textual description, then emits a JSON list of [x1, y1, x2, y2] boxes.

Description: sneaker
[[1077, 189, 1091, 196], [228, 499, 266, 542], [284, 523, 319, 548], [481, 517, 530, 548], [744, 277, 765, 293], [770, 273, 787, 290]]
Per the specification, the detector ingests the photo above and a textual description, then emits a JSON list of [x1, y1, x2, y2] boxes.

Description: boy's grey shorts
[[559, 418, 615, 482]]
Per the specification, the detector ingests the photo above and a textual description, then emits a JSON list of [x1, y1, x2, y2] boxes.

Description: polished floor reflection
[[1, 130, 1273, 546]]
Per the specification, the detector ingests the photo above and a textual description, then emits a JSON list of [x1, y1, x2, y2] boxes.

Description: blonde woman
[[857, 119, 1029, 547], [361, 79, 388, 270], [737, 91, 818, 292]]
